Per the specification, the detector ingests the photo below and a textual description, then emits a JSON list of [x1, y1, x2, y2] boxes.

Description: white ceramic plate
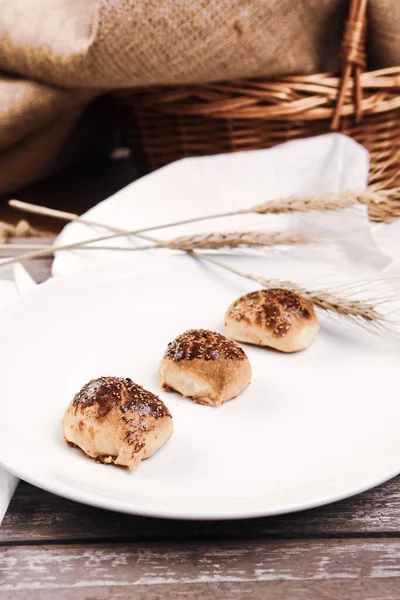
[[1, 252, 399, 520]]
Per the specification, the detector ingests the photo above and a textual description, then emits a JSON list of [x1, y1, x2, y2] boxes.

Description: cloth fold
[[1, 0, 400, 195], [0, 79, 95, 193], [52, 134, 384, 279]]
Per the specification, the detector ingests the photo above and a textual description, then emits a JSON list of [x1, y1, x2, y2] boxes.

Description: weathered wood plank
[[0, 243, 52, 284], [20, 259, 53, 284], [2, 478, 400, 544], [1, 539, 400, 599], [2, 582, 400, 600], [0, 238, 54, 259], [7, 581, 400, 600]]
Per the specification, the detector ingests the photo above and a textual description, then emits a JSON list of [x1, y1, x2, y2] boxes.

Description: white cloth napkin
[[0, 274, 20, 524], [2, 133, 400, 524], [54, 133, 389, 278], [372, 220, 400, 263]]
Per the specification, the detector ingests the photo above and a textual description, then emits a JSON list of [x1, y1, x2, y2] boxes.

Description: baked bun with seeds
[[159, 329, 251, 406], [62, 377, 173, 470], [225, 289, 319, 353]]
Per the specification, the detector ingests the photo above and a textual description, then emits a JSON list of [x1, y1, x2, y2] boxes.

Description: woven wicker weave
[[116, 0, 400, 215]]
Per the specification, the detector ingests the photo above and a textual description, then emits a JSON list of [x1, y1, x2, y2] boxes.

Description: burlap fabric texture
[[1, 0, 399, 195]]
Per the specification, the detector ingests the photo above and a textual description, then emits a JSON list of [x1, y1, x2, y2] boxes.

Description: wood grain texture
[[0, 238, 54, 258], [20, 259, 53, 284], [0, 241, 53, 283], [1, 166, 399, 600], [1, 539, 400, 599], [1, 581, 397, 600], [2, 477, 400, 544]]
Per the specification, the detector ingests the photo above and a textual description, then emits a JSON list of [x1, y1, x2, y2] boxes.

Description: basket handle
[[331, 0, 368, 130]]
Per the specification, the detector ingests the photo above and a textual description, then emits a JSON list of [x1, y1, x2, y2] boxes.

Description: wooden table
[[1, 160, 400, 599]]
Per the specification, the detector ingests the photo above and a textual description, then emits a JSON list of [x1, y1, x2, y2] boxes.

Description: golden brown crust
[[160, 330, 251, 406], [225, 289, 319, 353], [227, 289, 315, 338], [73, 377, 171, 420], [62, 377, 173, 469], [165, 329, 247, 362]]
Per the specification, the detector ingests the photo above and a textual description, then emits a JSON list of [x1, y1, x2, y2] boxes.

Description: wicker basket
[[116, 0, 400, 196]]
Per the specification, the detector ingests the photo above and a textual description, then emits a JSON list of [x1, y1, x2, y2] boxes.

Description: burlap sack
[[0, 76, 95, 193], [0, 0, 399, 195]]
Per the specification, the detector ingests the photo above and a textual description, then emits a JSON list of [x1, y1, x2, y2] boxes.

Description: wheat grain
[[165, 231, 313, 251], [199, 255, 399, 341], [251, 191, 361, 214], [6, 199, 399, 341]]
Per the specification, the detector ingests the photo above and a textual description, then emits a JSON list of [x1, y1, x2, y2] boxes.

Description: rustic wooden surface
[[0, 159, 399, 599]]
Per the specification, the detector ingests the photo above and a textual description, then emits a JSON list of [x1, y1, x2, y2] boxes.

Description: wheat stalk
[[362, 186, 400, 222], [198, 254, 399, 342], [6, 186, 398, 260], [8, 185, 399, 253], [2, 199, 321, 265], [0, 228, 316, 264], [253, 189, 400, 222], [164, 231, 313, 251], [0, 231, 317, 260], [4, 191, 358, 264], [251, 278, 378, 321], [6, 199, 399, 341], [0, 234, 311, 254], [251, 191, 360, 214]]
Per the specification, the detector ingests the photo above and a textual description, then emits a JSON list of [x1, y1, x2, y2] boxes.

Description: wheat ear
[[198, 254, 399, 341], [164, 231, 313, 251], [7, 199, 399, 341]]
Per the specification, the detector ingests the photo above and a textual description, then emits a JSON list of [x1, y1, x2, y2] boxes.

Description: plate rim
[[1, 453, 399, 521], [1, 255, 399, 520]]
